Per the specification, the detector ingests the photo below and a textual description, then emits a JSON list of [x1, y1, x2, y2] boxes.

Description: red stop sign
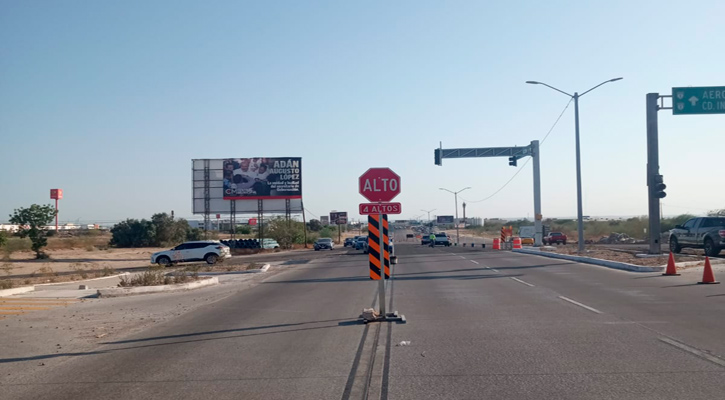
[[359, 168, 401, 202]]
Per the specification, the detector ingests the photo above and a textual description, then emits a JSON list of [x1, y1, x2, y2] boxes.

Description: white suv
[[151, 241, 231, 266]]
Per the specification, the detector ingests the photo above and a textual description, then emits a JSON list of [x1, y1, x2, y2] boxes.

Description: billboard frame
[[192, 159, 305, 242]]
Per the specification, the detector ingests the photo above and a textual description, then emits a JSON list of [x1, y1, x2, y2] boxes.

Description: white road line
[[459, 256, 466, 259], [659, 337, 725, 368], [490, 269, 499, 273], [558, 296, 602, 314], [510, 277, 534, 287], [450, 253, 457, 255], [469, 260, 479, 265]]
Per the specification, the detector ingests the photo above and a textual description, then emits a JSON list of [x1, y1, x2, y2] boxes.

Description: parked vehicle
[[314, 238, 335, 251], [669, 217, 725, 256], [151, 241, 231, 265], [260, 238, 280, 249], [543, 232, 567, 245], [344, 238, 355, 247]]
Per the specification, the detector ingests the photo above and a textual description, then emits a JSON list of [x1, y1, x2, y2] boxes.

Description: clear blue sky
[[1, 1, 723, 224]]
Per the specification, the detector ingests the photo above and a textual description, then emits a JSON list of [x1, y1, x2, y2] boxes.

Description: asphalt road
[[3, 243, 725, 399]]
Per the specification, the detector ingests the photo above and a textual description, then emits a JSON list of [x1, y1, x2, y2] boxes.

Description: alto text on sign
[[358, 168, 401, 202], [359, 202, 402, 215]]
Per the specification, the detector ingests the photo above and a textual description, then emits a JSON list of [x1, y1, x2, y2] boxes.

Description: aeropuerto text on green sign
[[672, 86, 725, 115]]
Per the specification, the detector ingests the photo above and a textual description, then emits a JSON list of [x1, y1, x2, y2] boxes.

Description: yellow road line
[[0, 301, 76, 306], [0, 311, 26, 315], [0, 299, 78, 303], [0, 306, 52, 310]]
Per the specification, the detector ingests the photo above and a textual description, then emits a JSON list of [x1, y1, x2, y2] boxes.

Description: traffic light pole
[[435, 141, 543, 246], [646, 93, 662, 254]]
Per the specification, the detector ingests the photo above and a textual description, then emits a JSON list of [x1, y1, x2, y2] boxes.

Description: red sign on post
[[359, 202, 402, 215], [50, 189, 63, 200], [248, 218, 258, 226], [359, 168, 401, 202]]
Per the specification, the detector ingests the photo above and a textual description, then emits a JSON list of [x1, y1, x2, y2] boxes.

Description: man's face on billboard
[[240, 159, 250, 170]]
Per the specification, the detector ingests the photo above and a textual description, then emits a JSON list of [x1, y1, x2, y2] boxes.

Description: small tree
[[9, 204, 57, 259], [110, 219, 156, 248], [236, 225, 252, 235], [708, 209, 725, 217], [267, 217, 304, 249], [150, 213, 188, 246], [0, 230, 8, 248], [307, 219, 323, 232]]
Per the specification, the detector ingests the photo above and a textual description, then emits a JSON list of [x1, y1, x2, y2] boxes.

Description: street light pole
[[526, 77, 622, 253], [439, 187, 471, 245], [421, 209, 436, 228]]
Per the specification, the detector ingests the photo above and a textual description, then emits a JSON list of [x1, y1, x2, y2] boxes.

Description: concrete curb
[[513, 248, 664, 273], [1, 272, 132, 297], [34, 272, 130, 287], [192, 263, 271, 276], [96, 277, 219, 298], [0, 286, 36, 297]]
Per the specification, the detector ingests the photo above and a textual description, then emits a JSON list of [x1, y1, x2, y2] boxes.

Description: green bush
[[236, 225, 252, 235], [110, 213, 199, 248]]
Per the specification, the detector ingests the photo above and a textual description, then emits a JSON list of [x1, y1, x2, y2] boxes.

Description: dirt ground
[[2, 247, 165, 280], [548, 244, 719, 269]]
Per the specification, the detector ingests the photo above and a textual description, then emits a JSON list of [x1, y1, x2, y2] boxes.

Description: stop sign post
[[358, 168, 404, 322]]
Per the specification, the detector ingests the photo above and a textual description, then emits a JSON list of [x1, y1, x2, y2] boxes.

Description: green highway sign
[[672, 86, 725, 115]]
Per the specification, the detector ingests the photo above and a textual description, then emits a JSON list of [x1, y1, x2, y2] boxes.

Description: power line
[[461, 98, 573, 204], [304, 208, 320, 219]]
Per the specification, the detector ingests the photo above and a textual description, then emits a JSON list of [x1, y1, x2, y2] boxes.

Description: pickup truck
[[543, 232, 567, 245], [669, 216, 725, 256]]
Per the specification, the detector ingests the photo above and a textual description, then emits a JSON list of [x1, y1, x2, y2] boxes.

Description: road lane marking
[[469, 260, 479, 265], [458, 256, 466, 259], [558, 296, 602, 314], [510, 277, 534, 287], [0, 306, 51, 310], [450, 253, 457, 255], [659, 337, 725, 368], [490, 269, 499, 272]]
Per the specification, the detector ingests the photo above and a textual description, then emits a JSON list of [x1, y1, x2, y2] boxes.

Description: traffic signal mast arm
[[433, 141, 542, 247]]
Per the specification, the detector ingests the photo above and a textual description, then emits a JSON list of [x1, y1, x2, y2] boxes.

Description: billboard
[[437, 215, 454, 224], [222, 158, 302, 200], [321, 216, 330, 225], [330, 212, 348, 225], [192, 159, 303, 215]]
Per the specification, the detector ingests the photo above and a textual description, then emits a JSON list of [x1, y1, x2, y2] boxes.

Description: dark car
[[669, 217, 725, 256], [354, 236, 368, 253], [344, 238, 355, 247], [314, 238, 335, 251]]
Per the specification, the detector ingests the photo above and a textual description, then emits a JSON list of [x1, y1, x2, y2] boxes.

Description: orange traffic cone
[[698, 257, 720, 284], [662, 252, 680, 276]]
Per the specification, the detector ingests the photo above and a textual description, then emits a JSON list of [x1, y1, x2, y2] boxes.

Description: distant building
[[467, 217, 483, 227]]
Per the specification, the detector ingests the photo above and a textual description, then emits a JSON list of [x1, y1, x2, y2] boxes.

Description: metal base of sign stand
[[359, 310, 406, 324]]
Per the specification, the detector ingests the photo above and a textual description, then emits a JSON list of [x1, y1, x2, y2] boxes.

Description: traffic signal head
[[434, 148, 442, 166], [653, 174, 666, 198], [508, 156, 517, 167]]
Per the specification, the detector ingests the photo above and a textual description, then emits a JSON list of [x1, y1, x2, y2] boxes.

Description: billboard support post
[[302, 201, 308, 248], [230, 200, 236, 239], [257, 199, 264, 243], [203, 159, 211, 237]]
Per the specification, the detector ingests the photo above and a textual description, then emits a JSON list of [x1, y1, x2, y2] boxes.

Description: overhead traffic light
[[653, 174, 666, 198], [508, 156, 517, 167], [434, 148, 442, 166]]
